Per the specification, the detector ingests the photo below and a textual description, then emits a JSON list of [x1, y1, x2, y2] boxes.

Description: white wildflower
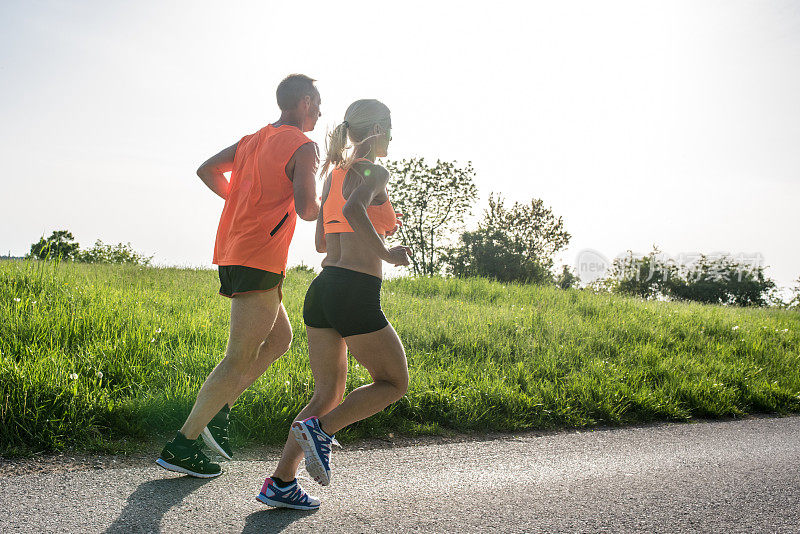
[[13, 298, 21, 302], [285, 380, 290, 386], [156, 328, 162, 334], [783, 329, 789, 333], [69, 373, 78, 380], [150, 338, 155, 343], [96, 371, 103, 379], [732, 326, 739, 331]]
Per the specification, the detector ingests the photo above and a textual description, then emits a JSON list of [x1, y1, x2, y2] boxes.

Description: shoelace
[[311, 425, 341, 451], [189, 442, 211, 467], [282, 484, 309, 504], [211, 427, 229, 447], [209, 417, 229, 442]]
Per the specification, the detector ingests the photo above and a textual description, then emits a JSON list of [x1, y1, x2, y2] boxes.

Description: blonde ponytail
[[320, 99, 391, 179], [320, 121, 351, 179]]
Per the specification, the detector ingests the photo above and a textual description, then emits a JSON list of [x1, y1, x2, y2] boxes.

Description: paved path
[[1, 416, 799, 533]]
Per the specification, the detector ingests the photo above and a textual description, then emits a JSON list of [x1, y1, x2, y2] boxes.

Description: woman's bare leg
[[318, 324, 408, 436], [272, 326, 347, 480]]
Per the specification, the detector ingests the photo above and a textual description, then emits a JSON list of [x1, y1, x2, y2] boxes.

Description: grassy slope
[[1, 260, 799, 455]]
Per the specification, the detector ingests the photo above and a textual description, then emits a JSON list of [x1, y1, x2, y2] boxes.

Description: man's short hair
[[276, 74, 317, 111]]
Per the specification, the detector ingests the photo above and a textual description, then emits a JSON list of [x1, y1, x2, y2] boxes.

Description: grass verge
[[1, 260, 798, 455]]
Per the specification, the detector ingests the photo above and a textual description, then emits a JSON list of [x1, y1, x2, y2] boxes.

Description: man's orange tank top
[[213, 124, 312, 274], [323, 161, 397, 236]]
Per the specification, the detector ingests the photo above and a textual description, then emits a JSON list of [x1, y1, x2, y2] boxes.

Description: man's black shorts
[[218, 265, 283, 298]]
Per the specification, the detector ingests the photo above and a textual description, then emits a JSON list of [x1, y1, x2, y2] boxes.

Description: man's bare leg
[[180, 289, 283, 440], [226, 304, 293, 407]]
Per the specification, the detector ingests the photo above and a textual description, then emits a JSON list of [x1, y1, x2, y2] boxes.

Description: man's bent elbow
[[296, 204, 319, 222]]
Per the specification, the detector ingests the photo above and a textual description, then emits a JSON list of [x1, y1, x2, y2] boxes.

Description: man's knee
[[266, 324, 293, 356], [220, 349, 259, 375]]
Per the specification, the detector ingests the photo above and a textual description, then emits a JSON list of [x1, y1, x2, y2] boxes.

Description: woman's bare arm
[[343, 166, 410, 266]]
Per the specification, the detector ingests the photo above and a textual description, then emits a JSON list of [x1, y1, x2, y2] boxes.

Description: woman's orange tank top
[[323, 161, 397, 236]]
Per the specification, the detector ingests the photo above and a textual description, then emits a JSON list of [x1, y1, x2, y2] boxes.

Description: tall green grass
[[1, 260, 798, 455]]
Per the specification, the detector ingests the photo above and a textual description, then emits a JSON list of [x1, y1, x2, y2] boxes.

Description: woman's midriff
[[321, 232, 384, 279]]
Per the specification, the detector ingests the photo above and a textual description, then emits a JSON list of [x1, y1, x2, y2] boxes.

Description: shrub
[[605, 247, 776, 307], [445, 194, 570, 284], [75, 240, 153, 266]]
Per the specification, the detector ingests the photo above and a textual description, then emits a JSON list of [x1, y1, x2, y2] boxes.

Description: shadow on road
[[105, 475, 212, 533], [242, 508, 317, 533]]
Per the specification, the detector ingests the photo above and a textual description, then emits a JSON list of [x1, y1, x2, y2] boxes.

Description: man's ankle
[[173, 431, 195, 445]]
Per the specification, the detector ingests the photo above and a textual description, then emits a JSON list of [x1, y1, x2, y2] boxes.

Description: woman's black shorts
[[218, 265, 283, 298], [303, 266, 388, 337]]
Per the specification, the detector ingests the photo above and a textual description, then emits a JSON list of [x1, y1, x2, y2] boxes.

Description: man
[[156, 74, 322, 478]]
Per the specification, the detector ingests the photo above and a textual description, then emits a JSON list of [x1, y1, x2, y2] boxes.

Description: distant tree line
[[585, 246, 800, 309], [25, 160, 799, 311], [27, 230, 152, 265], [385, 158, 798, 309]]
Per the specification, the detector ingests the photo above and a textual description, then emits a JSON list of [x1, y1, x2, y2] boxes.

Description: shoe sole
[[201, 426, 232, 460], [291, 422, 330, 486], [155, 458, 222, 478], [256, 492, 319, 510]]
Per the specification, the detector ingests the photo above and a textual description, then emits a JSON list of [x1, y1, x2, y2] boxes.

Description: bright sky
[[1, 1, 798, 290]]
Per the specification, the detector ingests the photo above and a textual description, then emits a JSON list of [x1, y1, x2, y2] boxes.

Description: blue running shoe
[[256, 477, 320, 510], [291, 417, 338, 486]]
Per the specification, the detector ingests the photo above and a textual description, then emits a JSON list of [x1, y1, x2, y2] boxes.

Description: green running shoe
[[156, 432, 222, 478], [202, 404, 232, 460]]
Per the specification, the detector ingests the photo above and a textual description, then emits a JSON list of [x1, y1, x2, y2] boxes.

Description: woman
[[256, 99, 410, 510]]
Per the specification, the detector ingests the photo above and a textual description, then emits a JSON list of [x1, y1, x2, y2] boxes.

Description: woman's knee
[[376, 367, 408, 402], [391, 372, 409, 400], [375, 353, 409, 400], [310, 383, 346, 411]]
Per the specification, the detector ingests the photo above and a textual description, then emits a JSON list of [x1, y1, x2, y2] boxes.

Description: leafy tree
[[481, 194, 571, 272], [556, 265, 579, 289], [384, 158, 478, 275], [27, 230, 80, 260], [445, 194, 571, 284], [75, 240, 152, 266], [605, 247, 674, 299]]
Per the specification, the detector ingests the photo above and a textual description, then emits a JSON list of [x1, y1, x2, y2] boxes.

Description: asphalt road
[[1, 416, 799, 533]]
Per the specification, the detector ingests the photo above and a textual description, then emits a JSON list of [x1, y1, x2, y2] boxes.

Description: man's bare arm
[[315, 174, 332, 253], [196, 142, 237, 200], [290, 142, 321, 221]]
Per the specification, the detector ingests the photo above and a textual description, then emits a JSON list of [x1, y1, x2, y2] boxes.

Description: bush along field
[[1, 260, 799, 455]]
